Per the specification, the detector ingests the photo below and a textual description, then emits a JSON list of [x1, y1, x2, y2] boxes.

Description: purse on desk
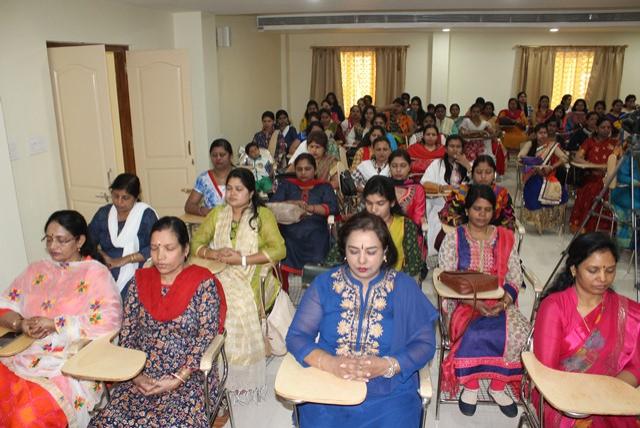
[[438, 270, 499, 295]]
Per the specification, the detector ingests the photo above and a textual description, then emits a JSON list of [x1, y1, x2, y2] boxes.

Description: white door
[[127, 49, 196, 217], [48, 45, 116, 220]]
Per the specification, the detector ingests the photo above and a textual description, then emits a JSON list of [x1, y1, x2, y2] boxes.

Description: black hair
[[293, 153, 317, 171], [464, 184, 496, 211], [319, 108, 332, 119], [624, 94, 636, 103], [561, 94, 572, 104], [596, 116, 612, 129], [611, 98, 623, 108], [527, 123, 548, 157], [359, 125, 387, 149], [372, 136, 391, 150], [401, 92, 410, 100], [337, 211, 398, 270], [209, 138, 233, 156], [305, 120, 324, 135], [363, 95, 373, 104], [389, 149, 411, 167], [553, 105, 566, 120], [450, 103, 460, 112], [443, 135, 468, 183], [475, 97, 486, 106], [411, 96, 427, 124], [150, 216, 190, 259], [276, 109, 289, 120], [326, 92, 340, 106], [507, 98, 518, 109], [421, 124, 440, 144], [306, 99, 319, 111], [435, 103, 446, 111], [110, 173, 141, 200], [537, 95, 550, 108], [392, 97, 404, 105], [593, 100, 606, 112], [572, 98, 588, 112], [226, 168, 264, 230], [45, 210, 103, 264], [360, 105, 377, 127], [307, 130, 328, 150], [261, 110, 275, 121], [543, 232, 619, 299], [422, 112, 437, 129], [427, 103, 435, 111], [245, 141, 259, 154], [363, 175, 403, 216], [471, 155, 497, 181], [545, 117, 561, 129], [482, 101, 496, 116]]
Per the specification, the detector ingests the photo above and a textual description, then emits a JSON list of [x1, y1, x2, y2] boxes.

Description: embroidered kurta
[[0, 260, 122, 428], [286, 266, 438, 427], [88, 269, 222, 427]]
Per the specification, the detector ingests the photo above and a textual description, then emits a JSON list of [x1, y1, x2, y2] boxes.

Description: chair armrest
[[521, 352, 640, 416], [522, 264, 544, 294], [200, 333, 225, 372], [418, 364, 432, 400], [516, 218, 526, 237]]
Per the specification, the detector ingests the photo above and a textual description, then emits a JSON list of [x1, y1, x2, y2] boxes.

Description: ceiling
[[107, 0, 640, 15]]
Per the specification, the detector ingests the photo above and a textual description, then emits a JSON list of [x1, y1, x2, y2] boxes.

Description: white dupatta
[[108, 202, 155, 292]]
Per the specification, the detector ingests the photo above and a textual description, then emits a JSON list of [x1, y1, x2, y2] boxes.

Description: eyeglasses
[[41, 235, 76, 246]]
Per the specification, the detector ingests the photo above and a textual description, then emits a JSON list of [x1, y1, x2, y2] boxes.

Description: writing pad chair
[[0, 325, 36, 357], [431, 267, 511, 420], [518, 351, 640, 428]]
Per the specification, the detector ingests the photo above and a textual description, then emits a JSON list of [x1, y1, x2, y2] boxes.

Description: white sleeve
[[289, 141, 307, 165]]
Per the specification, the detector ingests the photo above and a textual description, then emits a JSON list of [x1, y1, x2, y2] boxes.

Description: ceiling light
[[549, 28, 559, 32], [442, 28, 450, 32]]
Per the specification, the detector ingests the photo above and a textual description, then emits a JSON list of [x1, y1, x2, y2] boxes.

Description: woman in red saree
[[534, 232, 640, 427], [569, 118, 621, 233], [498, 98, 528, 150], [407, 124, 446, 180]]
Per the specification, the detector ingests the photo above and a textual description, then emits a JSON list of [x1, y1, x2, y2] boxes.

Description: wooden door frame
[[46, 41, 136, 174]]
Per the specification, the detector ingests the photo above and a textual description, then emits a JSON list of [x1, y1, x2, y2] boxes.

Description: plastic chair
[[431, 267, 510, 420], [275, 353, 433, 428], [518, 351, 640, 428]]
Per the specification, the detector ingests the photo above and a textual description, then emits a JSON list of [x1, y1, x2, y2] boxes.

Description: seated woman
[[253, 110, 288, 172], [319, 108, 345, 159], [569, 118, 621, 233], [440, 155, 515, 232], [89, 217, 225, 427], [353, 136, 392, 191], [609, 144, 640, 250], [290, 128, 341, 190], [89, 173, 158, 296], [184, 138, 234, 216], [0, 210, 122, 427], [420, 135, 471, 254], [389, 149, 426, 227], [190, 168, 286, 403], [270, 153, 339, 282], [287, 211, 438, 427], [460, 103, 495, 162], [408, 113, 445, 146], [566, 111, 598, 152], [533, 232, 640, 427], [449, 103, 465, 129], [563, 98, 589, 135], [407, 124, 446, 179], [276, 109, 301, 160], [498, 98, 528, 151], [518, 123, 569, 234], [299, 100, 319, 134], [438, 185, 529, 418], [341, 105, 364, 150], [350, 125, 386, 172]]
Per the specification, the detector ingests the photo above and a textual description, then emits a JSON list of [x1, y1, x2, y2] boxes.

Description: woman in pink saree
[[0, 210, 122, 427], [534, 232, 640, 427]]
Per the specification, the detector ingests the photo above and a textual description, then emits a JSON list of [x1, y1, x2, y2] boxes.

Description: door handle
[[181, 188, 193, 194], [187, 141, 191, 156], [95, 192, 110, 202]]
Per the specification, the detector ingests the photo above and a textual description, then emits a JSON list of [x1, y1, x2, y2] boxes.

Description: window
[[551, 49, 595, 107], [340, 50, 376, 109]]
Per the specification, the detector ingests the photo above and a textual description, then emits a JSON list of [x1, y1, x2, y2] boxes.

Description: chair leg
[[435, 345, 445, 420], [292, 403, 301, 428], [225, 389, 236, 428], [421, 398, 429, 428]]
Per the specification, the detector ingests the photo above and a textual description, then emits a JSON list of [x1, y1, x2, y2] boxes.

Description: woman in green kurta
[[191, 168, 285, 404]]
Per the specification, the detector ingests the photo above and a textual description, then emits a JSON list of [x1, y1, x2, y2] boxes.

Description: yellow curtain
[[310, 47, 343, 104], [340, 50, 376, 111], [375, 46, 407, 106], [585, 46, 626, 105], [551, 49, 595, 108], [513, 46, 556, 108]]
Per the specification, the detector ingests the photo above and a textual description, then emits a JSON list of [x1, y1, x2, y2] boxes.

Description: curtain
[[513, 46, 556, 109], [585, 46, 626, 106], [310, 47, 343, 104], [551, 48, 595, 107], [340, 49, 376, 110], [375, 46, 407, 106]]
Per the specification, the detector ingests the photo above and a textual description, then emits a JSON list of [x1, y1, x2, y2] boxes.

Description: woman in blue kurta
[[286, 211, 438, 428], [270, 153, 338, 275], [610, 148, 640, 249], [88, 173, 157, 296]]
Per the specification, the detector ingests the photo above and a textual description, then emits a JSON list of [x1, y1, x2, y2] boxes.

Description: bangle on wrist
[[382, 356, 398, 378], [12, 316, 23, 332], [171, 372, 186, 384], [241, 255, 247, 268]]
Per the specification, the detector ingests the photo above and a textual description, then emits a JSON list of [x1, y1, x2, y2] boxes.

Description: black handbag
[[339, 170, 357, 196]]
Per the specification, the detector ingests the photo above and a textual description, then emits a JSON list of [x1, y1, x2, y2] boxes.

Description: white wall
[[0, 0, 175, 263], [285, 31, 432, 126]]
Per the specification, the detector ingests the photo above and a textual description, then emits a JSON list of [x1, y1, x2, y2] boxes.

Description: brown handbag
[[438, 270, 499, 295]]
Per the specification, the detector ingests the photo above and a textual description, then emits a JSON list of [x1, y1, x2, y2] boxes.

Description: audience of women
[[460, 104, 495, 161], [88, 173, 157, 296], [270, 153, 339, 278], [440, 155, 515, 232], [185, 139, 233, 215], [191, 168, 286, 403], [0, 210, 122, 427], [351, 125, 386, 171], [498, 98, 528, 151], [569, 118, 620, 233], [518, 123, 569, 234], [252, 111, 289, 172], [389, 149, 426, 227], [534, 232, 640, 427], [407, 124, 446, 178], [89, 217, 225, 427], [353, 136, 392, 191], [287, 211, 438, 427], [438, 185, 529, 418], [435, 104, 458, 136], [420, 135, 471, 254]]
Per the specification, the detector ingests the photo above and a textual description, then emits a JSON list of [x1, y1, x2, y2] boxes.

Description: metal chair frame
[[201, 331, 236, 428]]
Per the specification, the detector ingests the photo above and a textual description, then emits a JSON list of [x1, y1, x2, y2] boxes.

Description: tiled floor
[[222, 166, 638, 428]]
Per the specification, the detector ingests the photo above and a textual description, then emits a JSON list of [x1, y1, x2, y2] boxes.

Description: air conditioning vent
[[257, 11, 640, 30]]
